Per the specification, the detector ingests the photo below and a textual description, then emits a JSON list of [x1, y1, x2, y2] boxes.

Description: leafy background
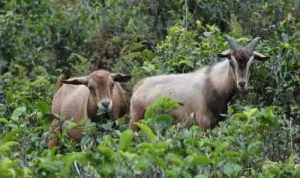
[[0, 0, 299, 177]]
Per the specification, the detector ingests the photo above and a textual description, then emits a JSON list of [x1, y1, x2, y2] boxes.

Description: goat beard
[[238, 88, 248, 96]]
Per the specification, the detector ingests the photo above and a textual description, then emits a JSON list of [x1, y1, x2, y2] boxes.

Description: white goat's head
[[218, 35, 269, 92]]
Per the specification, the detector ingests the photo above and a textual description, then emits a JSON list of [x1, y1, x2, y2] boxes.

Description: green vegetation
[[0, 0, 299, 177]]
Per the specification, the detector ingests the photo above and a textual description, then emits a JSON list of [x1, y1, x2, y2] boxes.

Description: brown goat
[[48, 70, 130, 148], [129, 36, 269, 129]]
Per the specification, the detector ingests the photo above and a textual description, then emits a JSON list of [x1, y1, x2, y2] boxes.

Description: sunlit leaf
[[119, 129, 133, 151]]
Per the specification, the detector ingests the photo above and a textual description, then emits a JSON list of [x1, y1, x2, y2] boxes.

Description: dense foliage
[[0, 0, 299, 177]]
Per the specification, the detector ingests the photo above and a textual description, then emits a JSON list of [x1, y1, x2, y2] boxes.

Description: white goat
[[129, 36, 269, 129]]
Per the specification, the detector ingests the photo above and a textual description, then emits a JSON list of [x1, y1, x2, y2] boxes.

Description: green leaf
[[244, 108, 258, 118], [35, 157, 63, 174], [11, 106, 26, 121], [0, 118, 8, 124], [145, 97, 180, 119], [233, 113, 247, 121], [61, 152, 88, 176], [98, 144, 114, 161], [2, 128, 22, 142], [195, 175, 209, 178], [223, 163, 241, 177], [119, 129, 133, 151], [120, 151, 138, 161], [36, 101, 50, 114], [137, 123, 157, 142], [0, 141, 18, 156], [0, 158, 19, 178], [186, 154, 211, 166]]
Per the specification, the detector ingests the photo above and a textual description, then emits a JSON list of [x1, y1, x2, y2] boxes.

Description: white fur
[[130, 60, 236, 129]]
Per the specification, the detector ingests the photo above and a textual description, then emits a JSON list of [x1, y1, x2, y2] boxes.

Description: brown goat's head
[[62, 70, 130, 115], [218, 35, 269, 92]]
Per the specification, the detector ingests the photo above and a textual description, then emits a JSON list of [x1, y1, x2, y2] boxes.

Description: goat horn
[[247, 37, 261, 51], [224, 35, 240, 50]]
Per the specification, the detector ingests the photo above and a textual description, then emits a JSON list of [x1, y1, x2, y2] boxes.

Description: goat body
[[48, 70, 130, 148], [130, 36, 268, 129], [130, 60, 236, 129]]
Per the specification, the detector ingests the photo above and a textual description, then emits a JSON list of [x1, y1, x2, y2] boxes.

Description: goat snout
[[97, 99, 112, 113], [101, 101, 110, 109], [238, 81, 246, 88], [237, 81, 249, 95]]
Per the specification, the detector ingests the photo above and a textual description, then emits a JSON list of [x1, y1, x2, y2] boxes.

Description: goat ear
[[111, 73, 131, 82], [254, 51, 269, 61], [218, 49, 231, 59], [61, 76, 89, 85]]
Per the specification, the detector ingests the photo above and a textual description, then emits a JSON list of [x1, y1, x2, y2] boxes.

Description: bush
[[0, 0, 299, 177]]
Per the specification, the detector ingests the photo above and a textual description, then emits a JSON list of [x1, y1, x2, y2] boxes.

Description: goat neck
[[205, 60, 237, 103]]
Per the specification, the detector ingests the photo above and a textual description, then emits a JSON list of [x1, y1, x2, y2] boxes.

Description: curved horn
[[224, 35, 240, 50], [247, 37, 261, 51]]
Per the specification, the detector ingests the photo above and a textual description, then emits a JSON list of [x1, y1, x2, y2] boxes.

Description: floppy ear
[[254, 51, 269, 61], [61, 76, 88, 85], [218, 49, 232, 59], [111, 73, 131, 82]]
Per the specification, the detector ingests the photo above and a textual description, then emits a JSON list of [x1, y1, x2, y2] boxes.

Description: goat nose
[[238, 81, 246, 88], [101, 101, 110, 108]]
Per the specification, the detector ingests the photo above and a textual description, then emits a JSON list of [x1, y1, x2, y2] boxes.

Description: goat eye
[[111, 82, 115, 89]]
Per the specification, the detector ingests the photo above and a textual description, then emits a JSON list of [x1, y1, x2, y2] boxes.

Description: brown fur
[[232, 48, 252, 69], [48, 70, 129, 148]]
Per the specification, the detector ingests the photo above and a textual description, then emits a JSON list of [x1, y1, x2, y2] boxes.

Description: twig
[[74, 160, 82, 178], [185, 0, 188, 29]]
